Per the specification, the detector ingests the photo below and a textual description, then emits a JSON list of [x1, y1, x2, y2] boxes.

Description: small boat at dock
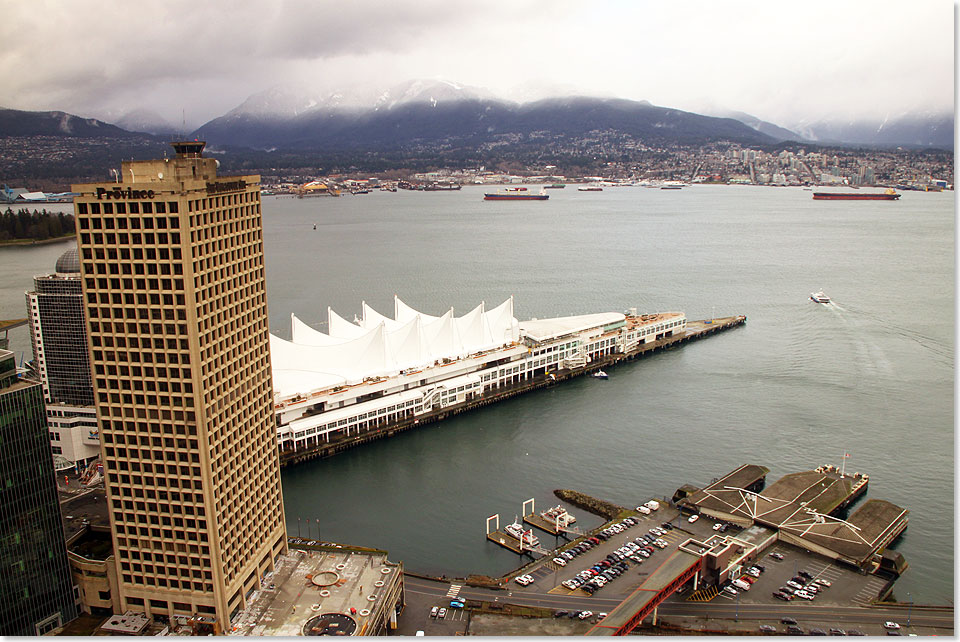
[[541, 505, 576, 526], [505, 517, 540, 547], [593, 369, 608, 379]]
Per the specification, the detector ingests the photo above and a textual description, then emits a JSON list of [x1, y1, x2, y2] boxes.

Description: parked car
[[829, 628, 846, 636], [723, 586, 738, 596], [883, 622, 901, 630], [759, 625, 778, 633], [578, 611, 594, 620], [815, 578, 832, 587], [430, 606, 439, 618], [438, 608, 447, 619], [688, 514, 699, 523], [553, 557, 567, 566], [770, 552, 784, 560], [781, 617, 798, 626], [449, 600, 465, 609]]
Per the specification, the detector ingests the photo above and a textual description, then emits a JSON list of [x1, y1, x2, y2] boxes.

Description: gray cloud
[[0, 0, 953, 130]]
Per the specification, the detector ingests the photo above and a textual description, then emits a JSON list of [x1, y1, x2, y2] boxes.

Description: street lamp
[[907, 592, 912, 626], [735, 587, 740, 622]]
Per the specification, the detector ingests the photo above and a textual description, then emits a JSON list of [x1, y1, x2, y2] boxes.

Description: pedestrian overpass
[[587, 547, 703, 635]]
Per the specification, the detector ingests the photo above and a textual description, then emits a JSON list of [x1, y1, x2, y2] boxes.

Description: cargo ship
[[813, 189, 900, 200], [484, 188, 548, 201]]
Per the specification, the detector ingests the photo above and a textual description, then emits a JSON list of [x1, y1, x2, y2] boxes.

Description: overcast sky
[[1, 0, 954, 129]]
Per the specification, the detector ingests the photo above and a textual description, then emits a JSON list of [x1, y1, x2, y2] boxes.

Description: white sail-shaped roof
[[484, 296, 519, 345], [453, 303, 488, 353], [328, 307, 367, 340], [385, 316, 424, 370], [291, 314, 350, 346], [271, 297, 522, 399], [362, 301, 406, 332], [395, 296, 439, 323]]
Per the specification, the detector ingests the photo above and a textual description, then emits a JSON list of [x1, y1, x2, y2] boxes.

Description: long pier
[[279, 315, 746, 467]]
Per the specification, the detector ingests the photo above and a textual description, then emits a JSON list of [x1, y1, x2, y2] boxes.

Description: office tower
[[26, 249, 100, 466], [73, 141, 287, 627], [0, 349, 78, 635]]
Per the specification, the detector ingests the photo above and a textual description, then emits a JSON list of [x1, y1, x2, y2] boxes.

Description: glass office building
[[0, 349, 77, 635]]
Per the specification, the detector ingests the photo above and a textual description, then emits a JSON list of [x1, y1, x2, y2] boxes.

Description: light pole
[[735, 587, 740, 622], [907, 592, 912, 626]]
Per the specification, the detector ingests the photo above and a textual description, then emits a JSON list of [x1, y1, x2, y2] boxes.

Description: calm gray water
[[0, 185, 953, 603]]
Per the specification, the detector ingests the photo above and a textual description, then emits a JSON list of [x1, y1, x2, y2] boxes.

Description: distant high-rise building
[[26, 248, 100, 467], [73, 141, 287, 627], [0, 349, 78, 635]]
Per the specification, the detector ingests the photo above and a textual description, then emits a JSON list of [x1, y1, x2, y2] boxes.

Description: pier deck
[[280, 315, 747, 467]]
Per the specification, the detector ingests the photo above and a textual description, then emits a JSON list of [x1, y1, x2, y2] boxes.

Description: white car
[[745, 568, 760, 578], [794, 590, 814, 600], [815, 578, 832, 587], [723, 586, 737, 596], [578, 611, 594, 620], [713, 522, 724, 531], [553, 557, 567, 566], [688, 514, 699, 523], [514, 574, 534, 586], [884, 622, 901, 630]]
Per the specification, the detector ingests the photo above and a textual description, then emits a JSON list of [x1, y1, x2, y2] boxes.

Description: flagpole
[[841, 452, 847, 477]]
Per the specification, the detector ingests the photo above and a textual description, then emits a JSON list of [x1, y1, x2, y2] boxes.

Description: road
[[402, 574, 954, 632]]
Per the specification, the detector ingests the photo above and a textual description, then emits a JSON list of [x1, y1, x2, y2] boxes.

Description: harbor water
[[0, 185, 953, 603]]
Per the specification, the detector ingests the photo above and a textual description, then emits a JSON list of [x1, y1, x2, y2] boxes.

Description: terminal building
[[675, 464, 908, 574], [271, 298, 686, 453]]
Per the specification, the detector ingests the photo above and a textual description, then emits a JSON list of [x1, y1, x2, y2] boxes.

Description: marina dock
[[280, 315, 747, 467], [523, 513, 573, 536], [486, 530, 534, 555]]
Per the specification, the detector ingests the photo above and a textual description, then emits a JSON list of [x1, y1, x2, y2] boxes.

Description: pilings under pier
[[279, 315, 747, 468]]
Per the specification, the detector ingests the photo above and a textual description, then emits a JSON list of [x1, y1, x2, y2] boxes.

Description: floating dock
[[486, 530, 529, 555], [523, 513, 573, 536]]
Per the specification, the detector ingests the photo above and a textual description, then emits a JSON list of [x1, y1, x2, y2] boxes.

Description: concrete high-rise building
[[72, 141, 287, 627], [0, 349, 78, 635], [26, 248, 100, 467]]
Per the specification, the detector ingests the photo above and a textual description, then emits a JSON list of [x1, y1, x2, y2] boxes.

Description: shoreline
[[0, 234, 75, 248]]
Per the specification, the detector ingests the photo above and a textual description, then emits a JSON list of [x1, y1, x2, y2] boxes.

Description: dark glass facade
[[27, 273, 93, 406], [0, 350, 78, 635]]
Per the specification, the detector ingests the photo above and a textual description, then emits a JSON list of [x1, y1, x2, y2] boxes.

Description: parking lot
[[505, 501, 692, 603]]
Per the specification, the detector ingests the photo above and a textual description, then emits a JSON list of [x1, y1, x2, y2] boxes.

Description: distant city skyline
[[1, 0, 954, 130]]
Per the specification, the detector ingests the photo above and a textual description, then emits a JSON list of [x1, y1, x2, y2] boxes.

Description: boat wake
[[836, 304, 953, 367], [825, 304, 893, 377]]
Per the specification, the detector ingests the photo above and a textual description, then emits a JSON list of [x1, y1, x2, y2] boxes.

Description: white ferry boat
[[505, 518, 540, 547], [810, 290, 831, 304], [593, 369, 609, 379], [272, 297, 686, 453]]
